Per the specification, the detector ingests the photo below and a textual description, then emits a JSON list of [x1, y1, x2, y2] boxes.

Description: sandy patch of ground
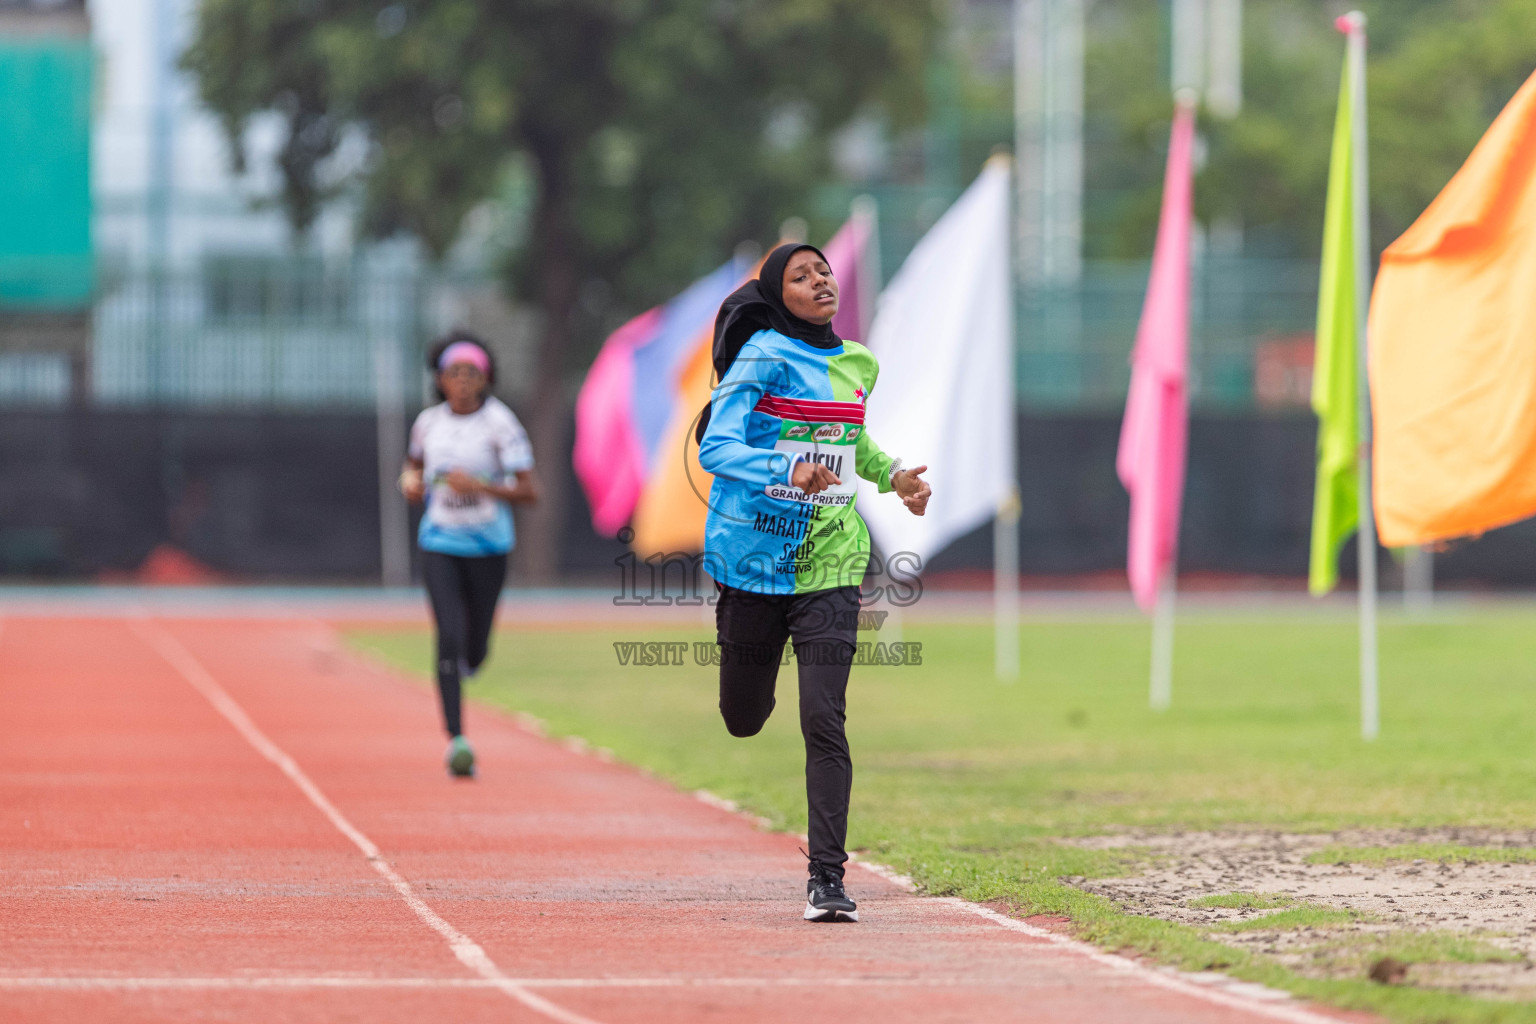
[[1066, 828, 1536, 1000]]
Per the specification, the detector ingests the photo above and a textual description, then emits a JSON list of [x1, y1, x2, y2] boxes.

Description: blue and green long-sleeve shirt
[[698, 328, 895, 594]]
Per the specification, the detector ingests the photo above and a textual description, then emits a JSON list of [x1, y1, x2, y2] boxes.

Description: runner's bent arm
[[451, 468, 538, 505], [697, 346, 800, 487], [852, 377, 930, 513], [400, 414, 428, 502], [854, 430, 896, 494]]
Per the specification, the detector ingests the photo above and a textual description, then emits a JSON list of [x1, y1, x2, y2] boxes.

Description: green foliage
[[1086, 0, 1536, 259], [1317, 929, 1522, 967], [1188, 891, 1295, 910], [1368, 0, 1536, 248], [1215, 904, 1362, 931], [1310, 844, 1536, 867], [183, 0, 941, 365]]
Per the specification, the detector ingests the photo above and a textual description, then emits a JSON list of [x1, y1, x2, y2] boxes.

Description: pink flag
[[822, 203, 876, 344], [1117, 100, 1196, 612], [572, 308, 659, 536]]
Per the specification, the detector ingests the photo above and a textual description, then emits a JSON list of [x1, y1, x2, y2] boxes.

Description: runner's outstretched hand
[[792, 461, 842, 495], [894, 465, 931, 516]]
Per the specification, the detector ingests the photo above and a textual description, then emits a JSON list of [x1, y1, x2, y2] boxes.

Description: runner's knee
[[720, 683, 776, 737], [721, 704, 772, 738], [718, 645, 780, 737]]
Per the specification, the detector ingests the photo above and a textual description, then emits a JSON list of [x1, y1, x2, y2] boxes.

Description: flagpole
[[1404, 545, 1433, 616], [997, 147, 1021, 682], [1342, 10, 1379, 741], [1150, 566, 1175, 710], [995, 488, 1021, 680]]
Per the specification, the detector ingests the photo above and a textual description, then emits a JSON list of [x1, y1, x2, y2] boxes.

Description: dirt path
[[1075, 829, 1536, 999], [0, 616, 1369, 1023]]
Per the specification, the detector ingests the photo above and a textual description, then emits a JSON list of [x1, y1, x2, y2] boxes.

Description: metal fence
[[0, 252, 1320, 413], [1020, 256, 1320, 410], [86, 260, 425, 410], [814, 183, 1321, 412]]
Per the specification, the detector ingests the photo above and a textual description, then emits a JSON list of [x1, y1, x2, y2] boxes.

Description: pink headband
[[438, 341, 490, 374]]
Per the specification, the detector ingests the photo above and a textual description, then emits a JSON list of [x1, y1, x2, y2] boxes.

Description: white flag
[[857, 157, 1015, 570]]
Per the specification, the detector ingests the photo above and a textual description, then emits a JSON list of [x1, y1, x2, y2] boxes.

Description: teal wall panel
[[0, 38, 93, 308]]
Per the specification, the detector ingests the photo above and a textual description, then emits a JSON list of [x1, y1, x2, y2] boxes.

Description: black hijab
[[695, 243, 839, 443]]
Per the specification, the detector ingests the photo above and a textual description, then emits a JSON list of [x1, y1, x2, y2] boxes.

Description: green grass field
[[350, 605, 1536, 1023]]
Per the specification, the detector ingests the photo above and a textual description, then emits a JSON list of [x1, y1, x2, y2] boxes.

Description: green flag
[[1310, 55, 1360, 596]]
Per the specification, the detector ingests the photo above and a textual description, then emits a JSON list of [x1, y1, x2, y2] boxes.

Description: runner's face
[[440, 363, 487, 412], [781, 251, 838, 325]]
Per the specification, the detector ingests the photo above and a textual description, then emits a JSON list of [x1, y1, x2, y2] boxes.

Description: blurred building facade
[[0, 0, 463, 411]]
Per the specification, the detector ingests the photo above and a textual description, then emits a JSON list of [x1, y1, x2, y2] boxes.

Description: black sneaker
[[804, 871, 858, 922]]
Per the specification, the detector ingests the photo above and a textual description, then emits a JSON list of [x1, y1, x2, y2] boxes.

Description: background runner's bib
[[426, 477, 499, 529]]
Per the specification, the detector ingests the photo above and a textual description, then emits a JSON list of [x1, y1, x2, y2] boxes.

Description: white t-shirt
[[407, 397, 534, 556]]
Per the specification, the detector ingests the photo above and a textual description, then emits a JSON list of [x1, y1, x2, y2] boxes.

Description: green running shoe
[[446, 735, 476, 778]]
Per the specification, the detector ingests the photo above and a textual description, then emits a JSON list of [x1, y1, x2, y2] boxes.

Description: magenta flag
[[822, 210, 873, 343], [1117, 100, 1196, 612], [572, 308, 660, 536]]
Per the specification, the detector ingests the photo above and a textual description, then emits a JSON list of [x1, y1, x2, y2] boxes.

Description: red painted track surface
[[0, 616, 1371, 1023]]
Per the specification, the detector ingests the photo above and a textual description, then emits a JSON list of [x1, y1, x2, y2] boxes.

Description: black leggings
[[715, 583, 860, 881], [422, 550, 507, 738]]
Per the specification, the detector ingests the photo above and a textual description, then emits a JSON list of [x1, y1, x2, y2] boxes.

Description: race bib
[[764, 420, 860, 507], [427, 477, 498, 529]]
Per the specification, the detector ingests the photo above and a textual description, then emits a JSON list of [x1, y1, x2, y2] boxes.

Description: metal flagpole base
[[994, 490, 1022, 680], [1150, 571, 1175, 711]]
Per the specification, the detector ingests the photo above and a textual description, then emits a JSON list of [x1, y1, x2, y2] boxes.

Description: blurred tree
[[1367, 0, 1536, 246], [184, 0, 938, 578], [1082, 0, 1536, 260]]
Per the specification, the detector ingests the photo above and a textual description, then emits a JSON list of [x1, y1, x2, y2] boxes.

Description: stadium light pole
[[1009, 0, 1083, 678], [1014, 0, 1084, 291], [147, 0, 178, 397], [1206, 0, 1243, 118], [371, 308, 411, 587]]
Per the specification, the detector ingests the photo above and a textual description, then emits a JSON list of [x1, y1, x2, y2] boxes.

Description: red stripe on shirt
[[753, 395, 866, 424]]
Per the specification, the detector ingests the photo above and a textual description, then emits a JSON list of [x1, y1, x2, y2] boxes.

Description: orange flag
[[629, 329, 718, 553], [1370, 70, 1536, 547]]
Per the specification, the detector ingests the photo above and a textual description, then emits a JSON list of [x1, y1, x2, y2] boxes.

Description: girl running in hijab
[[697, 243, 931, 922], [399, 332, 540, 777]]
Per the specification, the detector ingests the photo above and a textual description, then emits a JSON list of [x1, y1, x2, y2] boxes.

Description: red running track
[[0, 616, 1374, 1023]]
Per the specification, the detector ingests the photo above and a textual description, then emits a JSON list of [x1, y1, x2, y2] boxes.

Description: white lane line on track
[[129, 618, 603, 1024], [0, 976, 984, 991], [853, 859, 1352, 1024]]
